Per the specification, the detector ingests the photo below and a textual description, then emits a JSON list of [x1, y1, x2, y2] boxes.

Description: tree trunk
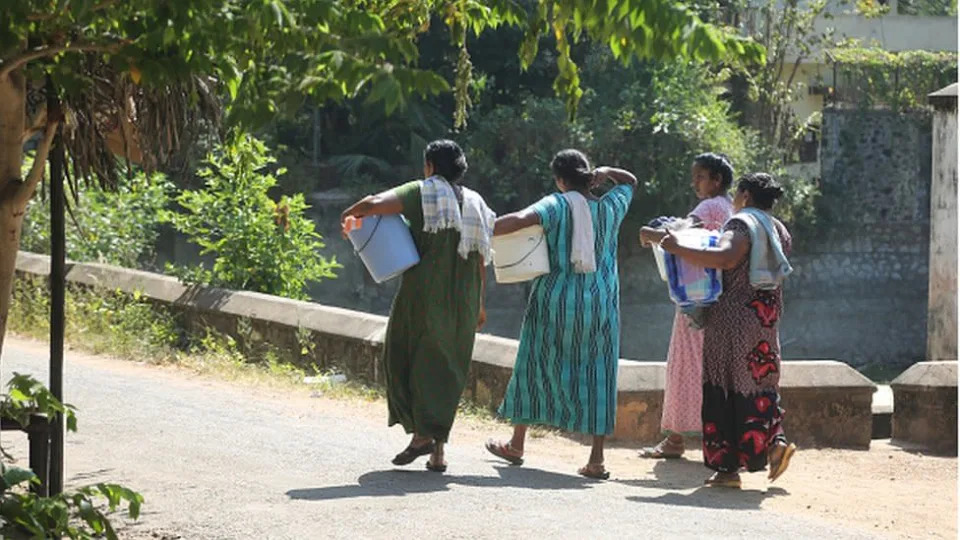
[[0, 200, 25, 365], [0, 70, 28, 372]]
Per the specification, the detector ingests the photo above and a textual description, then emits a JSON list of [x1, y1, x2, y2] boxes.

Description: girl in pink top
[[640, 153, 734, 458]]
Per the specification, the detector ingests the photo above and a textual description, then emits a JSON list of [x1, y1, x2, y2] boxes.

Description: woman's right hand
[[658, 230, 680, 253], [592, 166, 610, 188], [477, 306, 487, 331]]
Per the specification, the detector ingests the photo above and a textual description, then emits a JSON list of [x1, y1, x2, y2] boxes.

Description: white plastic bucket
[[347, 214, 420, 283], [492, 225, 549, 284], [653, 245, 669, 281]]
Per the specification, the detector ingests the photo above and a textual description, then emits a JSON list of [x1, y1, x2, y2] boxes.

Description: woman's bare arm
[[341, 189, 404, 225], [493, 207, 541, 236], [659, 230, 749, 270], [594, 166, 638, 189]]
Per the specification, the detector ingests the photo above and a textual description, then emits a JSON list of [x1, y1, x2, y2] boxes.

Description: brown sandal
[[485, 439, 524, 465], [704, 472, 741, 489], [639, 439, 684, 459], [768, 442, 796, 482], [391, 441, 435, 466], [578, 463, 610, 480]]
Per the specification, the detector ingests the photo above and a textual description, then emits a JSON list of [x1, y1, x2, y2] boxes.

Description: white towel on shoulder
[[421, 176, 496, 262], [561, 191, 596, 273], [732, 207, 793, 289]]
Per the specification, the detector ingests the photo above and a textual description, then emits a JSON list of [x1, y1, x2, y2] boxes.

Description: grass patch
[[6, 276, 495, 418]]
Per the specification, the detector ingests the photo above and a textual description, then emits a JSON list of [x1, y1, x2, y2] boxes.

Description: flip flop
[[391, 441, 435, 466], [704, 474, 742, 489], [425, 460, 448, 473], [485, 439, 524, 466], [578, 464, 610, 480], [768, 443, 796, 483]]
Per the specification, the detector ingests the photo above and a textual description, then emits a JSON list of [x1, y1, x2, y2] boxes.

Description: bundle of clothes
[[647, 216, 722, 329], [647, 209, 793, 329]]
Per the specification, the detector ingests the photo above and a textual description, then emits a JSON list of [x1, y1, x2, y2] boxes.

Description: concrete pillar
[[926, 84, 958, 362], [891, 361, 958, 454]]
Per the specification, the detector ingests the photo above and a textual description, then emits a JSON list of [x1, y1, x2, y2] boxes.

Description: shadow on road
[[68, 468, 116, 483], [616, 460, 791, 510], [287, 465, 598, 501], [626, 486, 789, 510], [615, 459, 708, 490]]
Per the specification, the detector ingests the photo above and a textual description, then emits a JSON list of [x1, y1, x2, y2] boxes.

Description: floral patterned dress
[[700, 215, 791, 473], [660, 196, 733, 437]]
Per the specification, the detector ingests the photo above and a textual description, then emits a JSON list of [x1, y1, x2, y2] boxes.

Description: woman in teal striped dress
[[485, 149, 637, 479]]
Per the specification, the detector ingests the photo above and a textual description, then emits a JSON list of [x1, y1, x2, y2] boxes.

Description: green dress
[[382, 180, 484, 442]]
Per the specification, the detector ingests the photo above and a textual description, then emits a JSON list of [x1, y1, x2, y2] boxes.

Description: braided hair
[[737, 172, 785, 210], [551, 149, 593, 190]]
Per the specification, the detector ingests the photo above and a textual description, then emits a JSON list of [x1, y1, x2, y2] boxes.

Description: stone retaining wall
[[15, 251, 876, 448]]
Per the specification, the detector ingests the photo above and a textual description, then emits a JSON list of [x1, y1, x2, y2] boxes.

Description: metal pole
[[48, 120, 66, 496], [312, 102, 320, 167]]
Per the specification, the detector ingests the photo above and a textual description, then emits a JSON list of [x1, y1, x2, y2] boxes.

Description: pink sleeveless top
[[689, 195, 733, 231]]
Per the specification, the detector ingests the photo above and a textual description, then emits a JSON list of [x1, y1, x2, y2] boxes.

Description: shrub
[[162, 135, 340, 300], [19, 166, 171, 269]]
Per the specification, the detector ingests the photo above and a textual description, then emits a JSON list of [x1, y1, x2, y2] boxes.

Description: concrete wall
[[926, 95, 958, 361], [814, 109, 933, 372], [811, 14, 957, 54], [14, 252, 877, 448], [151, 110, 934, 373]]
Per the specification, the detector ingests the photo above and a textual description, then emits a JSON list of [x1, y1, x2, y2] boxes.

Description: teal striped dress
[[498, 185, 633, 436]]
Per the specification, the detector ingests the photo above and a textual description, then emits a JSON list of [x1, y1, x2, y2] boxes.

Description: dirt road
[[2, 337, 954, 539]]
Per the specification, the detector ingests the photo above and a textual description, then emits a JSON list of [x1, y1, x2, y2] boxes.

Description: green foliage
[[0, 371, 142, 540], [19, 164, 171, 268], [464, 98, 588, 210], [897, 0, 958, 15], [829, 46, 959, 111], [855, 0, 892, 17], [9, 277, 181, 362], [2, 0, 763, 136], [465, 52, 761, 218], [162, 135, 339, 299], [1, 373, 77, 434], [730, 0, 834, 156], [772, 172, 821, 239], [1, 463, 143, 540]]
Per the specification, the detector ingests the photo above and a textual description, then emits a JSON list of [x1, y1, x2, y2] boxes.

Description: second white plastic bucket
[[492, 225, 549, 284]]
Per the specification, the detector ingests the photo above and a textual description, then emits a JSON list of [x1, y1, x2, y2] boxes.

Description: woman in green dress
[[341, 140, 495, 473]]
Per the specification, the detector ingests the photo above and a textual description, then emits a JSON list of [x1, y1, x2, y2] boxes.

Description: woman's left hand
[[639, 227, 666, 247]]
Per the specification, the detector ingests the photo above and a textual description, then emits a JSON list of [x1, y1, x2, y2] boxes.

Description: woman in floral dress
[[650, 172, 796, 488]]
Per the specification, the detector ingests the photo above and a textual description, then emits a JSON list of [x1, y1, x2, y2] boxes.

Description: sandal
[[704, 473, 741, 489], [578, 463, 610, 480], [768, 442, 796, 483], [425, 460, 448, 473], [391, 441, 436, 466], [485, 439, 524, 466], [639, 439, 684, 459]]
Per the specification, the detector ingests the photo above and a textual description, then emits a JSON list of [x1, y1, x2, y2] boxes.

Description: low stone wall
[[15, 251, 875, 448], [891, 361, 958, 454]]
